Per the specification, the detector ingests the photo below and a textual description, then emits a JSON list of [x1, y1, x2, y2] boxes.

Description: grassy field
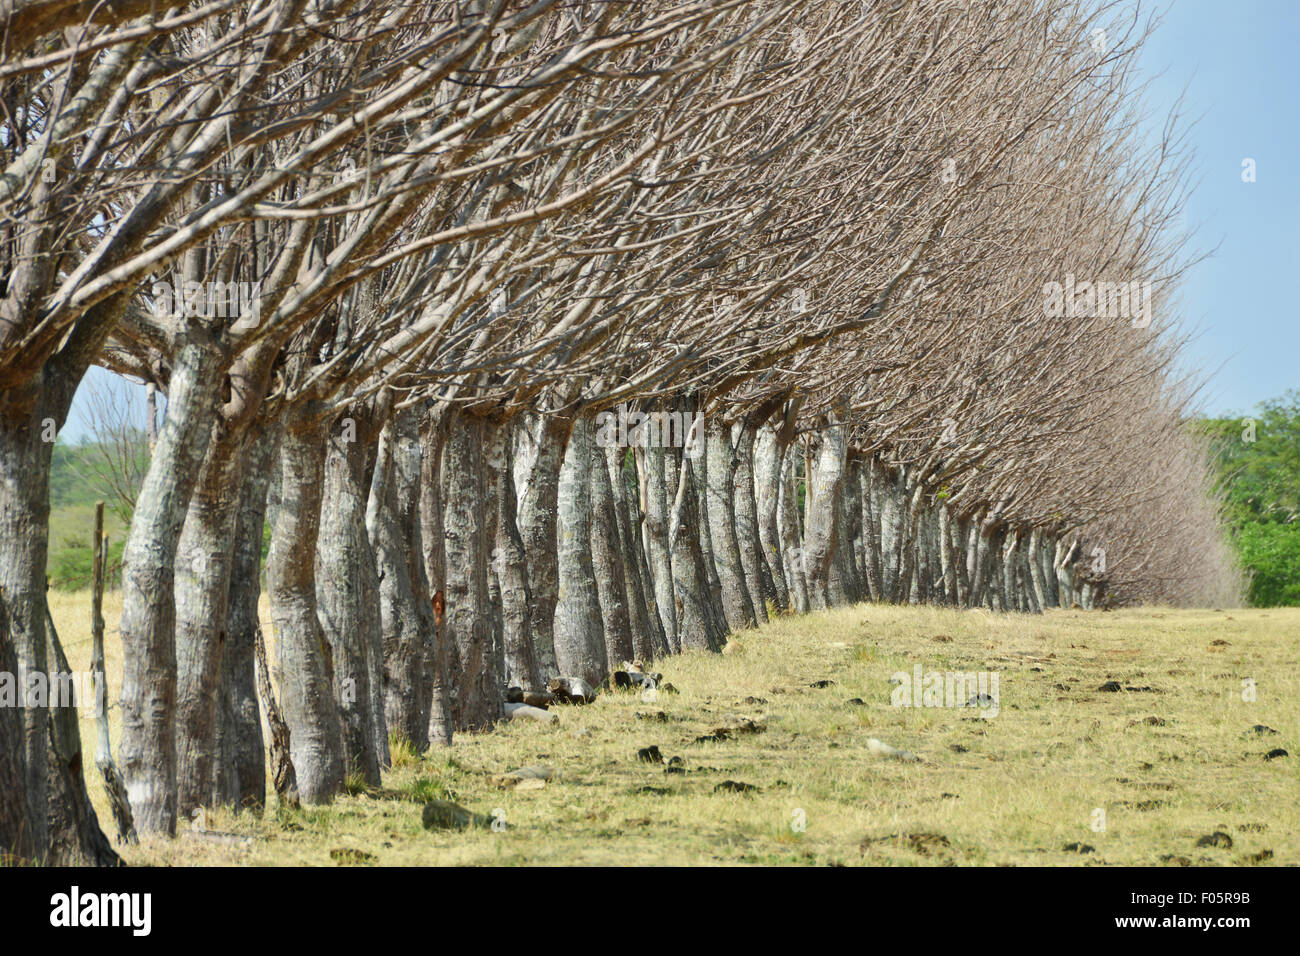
[[48, 591, 1299, 866]]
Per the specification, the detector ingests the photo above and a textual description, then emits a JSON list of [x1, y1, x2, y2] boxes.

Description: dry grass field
[[47, 591, 1299, 866]]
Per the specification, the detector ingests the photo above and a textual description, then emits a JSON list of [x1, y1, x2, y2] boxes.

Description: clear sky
[[1136, 0, 1299, 417], [61, 1, 1299, 441]]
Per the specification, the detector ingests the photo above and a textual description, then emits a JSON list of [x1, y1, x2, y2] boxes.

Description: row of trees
[[1, 0, 1237, 864]]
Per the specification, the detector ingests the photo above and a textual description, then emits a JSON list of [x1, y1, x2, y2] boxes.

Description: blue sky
[[62, 1, 1298, 440], [1136, 0, 1299, 416]]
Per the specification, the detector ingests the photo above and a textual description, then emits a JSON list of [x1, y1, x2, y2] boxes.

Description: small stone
[[809, 679, 835, 688], [1098, 681, 1122, 692], [847, 698, 866, 706], [1246, 724, 1278, 736], [1264, 748, 1289, 760], [637, 746, 664, 764], [1062, 842, 1094, 854]]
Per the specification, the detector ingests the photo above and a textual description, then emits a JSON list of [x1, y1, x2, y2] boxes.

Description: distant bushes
[[1200, 390, 1300, 607]]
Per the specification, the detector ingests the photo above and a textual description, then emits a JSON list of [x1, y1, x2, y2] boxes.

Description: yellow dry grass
[[46, 591, 1300, 866]]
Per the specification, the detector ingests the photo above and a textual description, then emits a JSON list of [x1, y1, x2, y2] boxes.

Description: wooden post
[[91, 500, 137, 844]]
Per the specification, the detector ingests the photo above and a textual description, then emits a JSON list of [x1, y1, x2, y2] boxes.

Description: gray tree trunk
[[777, 446, 809, 613], [488, 418, 542, 692], [937, 503, 957, 605], [693, 431, 729, 634], [174, 419, 246, 820], [370, 409, 438, 750], [315, 410, 386, 784], [704, 417, 758, 631], [0, 386, 57, 859], [119, 335, 224, 835], [418, 408, 453, 747], [668, 452, 724, 652], [804, 415, 847, 610], [267, 408, 346, 804], [641, 441, 679, 653], [731, 419, 770, 622], [553, 414, 608, 685], [517, 411, 572, 680], [442, 413, 503, 729], [606, 446, 667, 661], [217, 422, 272, 809], [859, 457, 884, 602], [590, 437, 635, 668], [753, 424, 790, 611]]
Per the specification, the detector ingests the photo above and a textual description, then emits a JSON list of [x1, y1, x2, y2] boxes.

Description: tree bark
[[704, 416, 758, 631], [267, 407, 346, 804], [218, 422, 272, 810], [418, 408, 453, 747], [553, 414, 608, 685], [442, 412, 503, 729], [590, 435, 635, 669], [778, 445, 809, 613], [606, 446, 667, 661], [668, 452, 723, 652], [753, 423, 790, 611], [370, 408, 438, 750], [174, 418, 246, 820], [119, 333, 224, 835], [315, 409, 386, 784], [517, 411, 572, 680], [487, 418, 542, 692], [803, 414, 847, 610], [731, 419, 770, 622], [641, 441, 679, 652]]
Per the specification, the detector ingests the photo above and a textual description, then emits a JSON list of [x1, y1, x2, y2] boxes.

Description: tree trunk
[[442, 413, 503, 729], [553, 414, 608, 685], [641, 441, 679, 652], [778, 445, 809, 613], [174, 419, 246, 820], [704, 417, 758, 631], [804, 414, 847, 610], [370, 409, 437, 750], [218, 422, 272, 810], [0, 383, 55, 860], [488, 418, 541, 692], [731, 419, 770, 622], [418, 408, 453, 748], [45, 609, 120, 865], [119, 334, 224, 835], [753, 424, 790, 611], [590, 436, 635, 669], [517, 411, 572, 680], [315, 409, 386, 784], [668, 452, 723, 652], [267, 407, 346, 804], [859, 456, 884, 602], [606, 446, 667, 661]]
